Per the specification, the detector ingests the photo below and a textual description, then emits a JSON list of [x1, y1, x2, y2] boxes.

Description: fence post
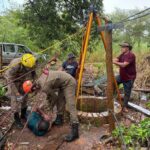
[[105, 21, 115, 132]]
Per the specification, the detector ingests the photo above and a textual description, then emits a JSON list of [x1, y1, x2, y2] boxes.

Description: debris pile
[[134, 55, 150, 89]]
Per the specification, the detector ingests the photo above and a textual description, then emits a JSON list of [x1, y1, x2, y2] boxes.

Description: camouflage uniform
[[4, 58, 36, 113], [36, 70, 79, 124]]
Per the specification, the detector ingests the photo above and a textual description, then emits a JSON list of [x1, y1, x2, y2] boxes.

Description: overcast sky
[[0, 0, 150, 13], [104, 0, 150, 13]]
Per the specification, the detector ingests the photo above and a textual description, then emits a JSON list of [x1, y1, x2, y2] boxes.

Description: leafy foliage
[[145, 101, 150, 109], [0, 10, 38, 50], [0, 84, 6, 97], [109, 8, 150, 50], [112, 118, 150, 148], [0, 2, 149, 62], [21, 0, 103, 48]]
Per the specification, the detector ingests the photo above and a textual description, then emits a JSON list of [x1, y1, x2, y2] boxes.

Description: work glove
[[16, 95, 24, 102]]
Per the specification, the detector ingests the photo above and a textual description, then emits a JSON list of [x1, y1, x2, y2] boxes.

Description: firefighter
[[29, 70, 79, 142], [4, 53, 36, 128]]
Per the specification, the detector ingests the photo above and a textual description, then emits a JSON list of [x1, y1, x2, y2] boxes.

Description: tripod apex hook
[[89, 4, 98, 14]]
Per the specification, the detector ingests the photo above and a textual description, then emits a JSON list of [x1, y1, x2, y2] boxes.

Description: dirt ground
[[0, 55, 150, 150], [5, 123, 109, 150], [1, 104, 148, 150]]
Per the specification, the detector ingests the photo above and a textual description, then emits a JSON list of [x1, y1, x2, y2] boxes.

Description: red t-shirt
[[118, 51, 136, 81]]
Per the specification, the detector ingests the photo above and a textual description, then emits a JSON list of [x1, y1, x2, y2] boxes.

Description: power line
[[121, 12, 150, 24], [98, 9, 150, 32], [121, 7, 150, 22], [117, 7, 150, 24]]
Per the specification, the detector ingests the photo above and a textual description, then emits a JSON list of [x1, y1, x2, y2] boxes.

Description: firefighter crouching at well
[[4, 54, 36, 128], [31, 70, 79, 142]]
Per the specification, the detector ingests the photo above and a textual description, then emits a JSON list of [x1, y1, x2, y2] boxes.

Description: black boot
[[65, 123, 79, 142], [53, 114, 63, 126], [14, 112, 24, 128], [21, 107, 27, 120]]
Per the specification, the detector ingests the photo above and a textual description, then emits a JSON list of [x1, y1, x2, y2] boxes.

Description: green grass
[[84, 42, 149, 77], [86, 42, 150, 63]]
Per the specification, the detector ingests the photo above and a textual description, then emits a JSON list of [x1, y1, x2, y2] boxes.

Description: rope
[[1, 26, 85, 88], [0, 52, 59, 130], [12, 70, 49, 149], [113, 74, 123, 107], [12, 55, 59, 149], [108, 109, 127, 149], [80, 80, 83, 111], [2, 58, 51, 88], [0, 56, 57, 149], [0, 62, 48, 127], [0, 27, 85, 73]]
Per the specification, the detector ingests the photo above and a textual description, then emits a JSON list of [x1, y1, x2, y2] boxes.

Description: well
[[77, 96, 122, 126]]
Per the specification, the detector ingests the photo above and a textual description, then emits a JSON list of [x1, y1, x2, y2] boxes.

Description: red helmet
[[23, 80, 33, 93]]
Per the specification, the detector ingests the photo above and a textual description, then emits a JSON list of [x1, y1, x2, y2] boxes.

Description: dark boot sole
[[64, 136, 79, 142]]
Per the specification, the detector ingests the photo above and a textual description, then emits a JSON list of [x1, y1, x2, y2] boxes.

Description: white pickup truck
[[0, 43, 47, 64]]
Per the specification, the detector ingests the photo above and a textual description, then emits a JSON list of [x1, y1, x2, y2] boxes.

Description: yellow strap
[[0, 27, 84, 73]]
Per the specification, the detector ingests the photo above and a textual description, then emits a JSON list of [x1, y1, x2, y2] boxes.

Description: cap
[[119, 42, 132, 50], [68, 53, 76, 59]]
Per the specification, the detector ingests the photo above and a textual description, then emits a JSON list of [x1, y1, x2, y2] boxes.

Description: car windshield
[[18, 45, 32, 54]]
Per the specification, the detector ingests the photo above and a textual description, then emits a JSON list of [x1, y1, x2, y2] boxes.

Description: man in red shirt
[[113, 42, 136, 112]]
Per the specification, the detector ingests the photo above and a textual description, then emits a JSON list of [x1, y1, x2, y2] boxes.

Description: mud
[[5, 124, 108, 150]]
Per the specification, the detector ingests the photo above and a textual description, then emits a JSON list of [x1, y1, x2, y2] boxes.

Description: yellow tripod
[[75, 5, 118, 132]]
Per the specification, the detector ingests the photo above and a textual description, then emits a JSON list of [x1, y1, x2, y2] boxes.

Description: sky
[[103, 0, 150, 13], [0, 0, 150, 13]]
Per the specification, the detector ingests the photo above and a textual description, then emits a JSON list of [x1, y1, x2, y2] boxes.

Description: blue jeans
[[116, 75, 134, 107]]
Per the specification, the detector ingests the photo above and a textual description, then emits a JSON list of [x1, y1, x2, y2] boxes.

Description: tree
[[0, 10, 38, 50], [109, 8, 150, 49], [21, 0, 103, 48]]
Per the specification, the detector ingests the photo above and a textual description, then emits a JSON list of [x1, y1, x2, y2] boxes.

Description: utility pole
[[105, 21, 115, 132]]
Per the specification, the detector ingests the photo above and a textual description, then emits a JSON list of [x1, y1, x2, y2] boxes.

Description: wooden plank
[[128, 102, 150, 116], [133, 88, 150, 93]]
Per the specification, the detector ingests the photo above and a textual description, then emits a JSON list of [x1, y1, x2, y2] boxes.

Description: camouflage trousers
[[44, 80, 79, 124], [6, 80, 27, 113]]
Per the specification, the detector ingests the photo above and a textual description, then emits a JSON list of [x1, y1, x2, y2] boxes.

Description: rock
[[19, 142, 29, 145], [48, 134, 58, 141], [37, 144, 42, 150], [141, 147, 148, 150], [130, 91, 139, 100], [0, 106, 11, 110]]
